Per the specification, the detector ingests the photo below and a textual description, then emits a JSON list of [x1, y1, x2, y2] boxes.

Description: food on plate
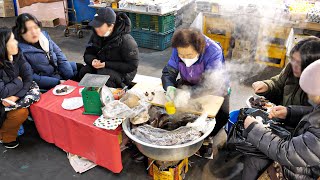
[[249, 96, 274, 111], [55, 86, 68, 94]]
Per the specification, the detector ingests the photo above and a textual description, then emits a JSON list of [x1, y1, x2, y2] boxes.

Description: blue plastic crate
[[131, 29, 174, 51], [18, 125, 24, 136]]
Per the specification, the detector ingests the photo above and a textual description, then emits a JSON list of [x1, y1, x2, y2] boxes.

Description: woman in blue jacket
[[0, 28, 30, 148], [162, 28, 230, 158], [13, 13, 81, 90]]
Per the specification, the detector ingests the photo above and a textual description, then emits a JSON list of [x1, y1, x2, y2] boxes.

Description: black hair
[[0, 27, 12, 67], [289, 37, 320, 71], [12, 13, 42, 42], [299, 39, 320, 71]]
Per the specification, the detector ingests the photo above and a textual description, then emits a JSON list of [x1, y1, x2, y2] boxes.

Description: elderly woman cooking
[[161, 28, 230, 158]]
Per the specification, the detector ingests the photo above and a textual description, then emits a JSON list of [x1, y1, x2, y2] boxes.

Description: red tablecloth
[[30, 80, 123, 173]]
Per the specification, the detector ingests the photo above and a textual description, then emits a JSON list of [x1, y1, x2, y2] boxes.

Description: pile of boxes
[[0, 0, 15, 17], [196, 0, 219, 13], [118, 0, 177, 15]]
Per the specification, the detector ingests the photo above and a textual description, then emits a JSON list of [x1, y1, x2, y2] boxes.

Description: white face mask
[[103, 30, 112, 37], [180, 55, 199, 67]]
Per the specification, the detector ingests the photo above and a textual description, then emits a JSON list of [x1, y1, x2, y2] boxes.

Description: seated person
[[242, 60, 320, 180], [0, 28, 31, 148], [12, 13, 82, 90], [161, 28, 229, 158], [79, 7, 139, 88], [252, 37, 320, 106]]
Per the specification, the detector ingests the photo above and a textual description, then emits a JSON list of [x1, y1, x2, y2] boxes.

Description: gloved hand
[[166, 86, 176, 102]]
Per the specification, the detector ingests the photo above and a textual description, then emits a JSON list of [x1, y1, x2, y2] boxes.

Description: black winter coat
[[84, 12, 139, 85], [246, 105, 320, 180]]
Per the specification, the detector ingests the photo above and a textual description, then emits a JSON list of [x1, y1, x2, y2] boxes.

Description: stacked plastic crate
[[255, 24, 291, 68], [128, 13, 175, 51], [203, 15, 233, 57]]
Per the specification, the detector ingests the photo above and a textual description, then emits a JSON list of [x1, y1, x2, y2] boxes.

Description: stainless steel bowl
[[122, 118, 215, 161]]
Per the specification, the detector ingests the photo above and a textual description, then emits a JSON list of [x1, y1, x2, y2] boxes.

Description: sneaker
[[3, 141, 19, 149]]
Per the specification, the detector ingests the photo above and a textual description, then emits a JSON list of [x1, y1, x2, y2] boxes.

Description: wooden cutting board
[[150, 91, 224, 118], [131, 82, 225, 118]]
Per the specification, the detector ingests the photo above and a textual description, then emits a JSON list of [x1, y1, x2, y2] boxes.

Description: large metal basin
[[122, 118, 215, 161]]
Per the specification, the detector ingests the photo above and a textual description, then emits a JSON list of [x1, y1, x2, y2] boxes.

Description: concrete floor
[[0, 17, 281, 180]]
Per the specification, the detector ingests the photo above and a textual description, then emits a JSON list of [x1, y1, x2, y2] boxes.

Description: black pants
[[71, 63, 85, 82], [79, 65, 125, 88], [242, 155, 273, 180], [210, 94, 230, 137]]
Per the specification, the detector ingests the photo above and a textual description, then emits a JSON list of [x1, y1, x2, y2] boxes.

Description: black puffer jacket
[[246, 105, 320, 180], [84, 12, 139, 85], [0, 53, 33, 99], [0, 53, 33, 127]]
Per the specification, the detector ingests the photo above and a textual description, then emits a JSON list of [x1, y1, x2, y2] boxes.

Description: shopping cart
[[62, 0, 84, 38]]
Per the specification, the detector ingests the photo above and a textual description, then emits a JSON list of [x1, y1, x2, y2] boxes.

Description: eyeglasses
[[289, 57, 301, 67]]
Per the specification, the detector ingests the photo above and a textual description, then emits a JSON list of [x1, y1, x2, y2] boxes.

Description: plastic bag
[[186, 113, 215, 133], [120, 89, 151, 125], [227, 108, 291, 158], [102, 100, 134, 119], [100, 85, 114, 106]]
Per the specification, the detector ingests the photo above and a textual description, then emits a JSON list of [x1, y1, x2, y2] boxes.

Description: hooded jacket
[[84, 12, 139, 86], [19, 31, 75, 90]]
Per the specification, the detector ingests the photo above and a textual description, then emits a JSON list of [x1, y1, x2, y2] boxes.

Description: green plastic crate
[[131, 29, 174, 51], [128, 13, 175, 33]]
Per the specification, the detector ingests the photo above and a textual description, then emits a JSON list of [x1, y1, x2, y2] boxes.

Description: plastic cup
[[165, 101, 176, 115]]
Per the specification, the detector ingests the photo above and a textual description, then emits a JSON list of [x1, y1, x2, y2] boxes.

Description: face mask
[[308, 99, 318, 108], [103, 30, 112, 37], [180, 55, 199, 67]]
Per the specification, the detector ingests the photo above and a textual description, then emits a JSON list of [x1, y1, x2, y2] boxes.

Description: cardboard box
[[0, 0, 15, 17], [40, 18, 60, 28], [148, 158, 188, 180]]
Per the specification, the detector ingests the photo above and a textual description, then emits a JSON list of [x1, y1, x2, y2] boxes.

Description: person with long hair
[[12, 13, 82, 90], [0, 27, 30, 148], [252, 37, 320, 107]]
